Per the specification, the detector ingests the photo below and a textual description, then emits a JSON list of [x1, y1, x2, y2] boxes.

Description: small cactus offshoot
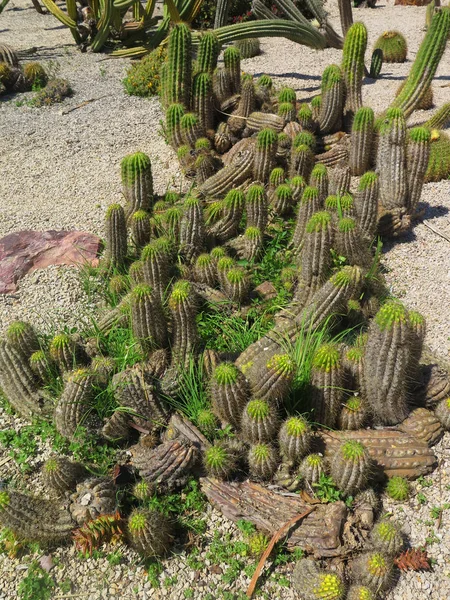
[[385, 476, 410, 501], [127, 508, 173, 558], [370, 518, 404, 556], [204, 442, 238, 479], [248, 443, 278, 481]]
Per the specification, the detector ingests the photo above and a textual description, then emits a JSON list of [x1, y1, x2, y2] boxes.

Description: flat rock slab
[[0, 230, 101, 293], [201, 478, 347, 557]]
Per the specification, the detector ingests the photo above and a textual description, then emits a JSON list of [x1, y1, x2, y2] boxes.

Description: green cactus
[[6, 321, 39, 359], [91, 355, 116, 386], [0, 490, 74, 542], [300, 211, 333, 302], [180, 112, 205, 147], [329, 165, 351, 197], [385, 476, 410, 501], [179, 196, 205, 263], [214, 0, 231, 28], [54, 368, 96, 442], [248, 443, 278, 481], [216, 256, 236, 290], [42, 455, 85, 496], [347, 586, 375, 600], [204, 442, 238, 479], [278, 86, 296, 104], [370, 518, 404, 556], [289, 143, 314, 180], [424, 129, 450, 183], [354, 171, 379, 241], [390, 9, 450, 117], [374, 31, 407, 63], [166, 23, 192, 107], [349, 106, 374, 175], [310, 343, 343, 428], [130, 210, 151, 249], [297, 103, 314, 131], [377, 108, 407, 210], [162, 206, 183, 243], [309, 164, 329, 203], [364, 300, 411, 425], [168, 280, 198, 367], [278, 101, 296, 122], [121, 152, 153, 220], [29, 349, 54, 386], [330, 440, 370, 495], [250, 353, 296, 404], [341, 22, 367, 125], [197, 409, 219, 436], [338, 396, 368, 430], [127, 508, 173, 558], [246, 184, 268, 233], [406, 127, 431, 212], [293, 131, 316, 151], [223, 45, 241, 94], [369, 48, 383, 79], [299, 453, 326, 487], [351, 552, 394, 594], [197, 31, 220, 74], [141, 238, 171, 305], [132, 480, 153, 501], [195, 153, 216, 185], [210, 362, 250, 428], [192, 72, 215, 133], [271, 183, 294, 216], [199, 147, 254, 198], [318, 64, 344, 134], [213, 67, 232, 105], [130, 284, 167, 353], [228, 75, 255, 134], [254, 127, 278, 183], [23, 61, 48, 88], [193, 253, 216, 286], [292, 558, 345, 600], [424, 103, 450, 130], [224, 267, 251, 303], [335, 217, 371, 268], [49, 333, 84, 372], [104, 203, 127, 269], [234, 38, 261, 59], [166, 103, 186, 148], [290, 186, 321, 252], [290, 175, 307, 202], [278, 416, 312, 464]]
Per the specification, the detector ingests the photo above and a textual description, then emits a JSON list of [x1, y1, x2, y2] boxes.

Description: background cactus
[[210, 362, 249, 428], [373, 31, 407, 63], [234, 38, 261, 59], [166, 23, 192, 107], [127, 508, 173, 558], [341, 22, 367, 125], [121, 152, 153, 220], [330, 440, 371, 495], [166, 103, 186, 148], [197, 31, 220, 74]]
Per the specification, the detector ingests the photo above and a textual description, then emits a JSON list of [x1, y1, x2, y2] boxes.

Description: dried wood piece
[[200, 478, 348, 557], [163, 412, 211, 452], [398, 408, 444, 447], [319, 428, 437, 479]]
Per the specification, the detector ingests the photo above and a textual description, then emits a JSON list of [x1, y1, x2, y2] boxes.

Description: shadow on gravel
[[250, 72, 322, 82]]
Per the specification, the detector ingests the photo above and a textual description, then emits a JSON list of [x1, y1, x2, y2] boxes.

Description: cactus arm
[[65, 0, 81, 44], [165, 0, 182, 22], [203, 20, 327, 49], [40, 0, 77, 29], [90, 0, 114, 52], [390, 8, 450, 117], [271, 0, 311, 26], [180, 0, 203, 22], [303, 0, 343, 48], [214, 0, 231, 29], [251, 0, 281, 20]]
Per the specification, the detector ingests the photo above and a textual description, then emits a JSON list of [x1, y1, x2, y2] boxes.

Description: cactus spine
[[104, 203, 127, 269], [364, 301, 411, 425], [121, 152, 153, 220], [406, 127, 431, 212], [390, 9, 450, 117], [166, 23, 192, 107], [349, 107, 374, 175], [341, 22, 367, 125], [377, 108, 407, 210], [210, 362, 249, 428], [254, 128, 278, 183]]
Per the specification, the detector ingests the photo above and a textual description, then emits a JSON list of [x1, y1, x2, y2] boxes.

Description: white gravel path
[[0, 0, 450, 599]]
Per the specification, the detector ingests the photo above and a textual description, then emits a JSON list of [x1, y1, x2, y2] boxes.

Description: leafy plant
[[312, 473, 343, 503], [18, 562, 55, 600], [123, 47, 167, 97]]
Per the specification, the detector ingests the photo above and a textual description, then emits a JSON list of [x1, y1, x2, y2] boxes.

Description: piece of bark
[[319, 428, 437, 479], [200, 478, 347, 557], [163, 413, 211, 453]]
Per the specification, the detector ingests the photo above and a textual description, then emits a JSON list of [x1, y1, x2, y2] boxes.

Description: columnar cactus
[[121, 152, 153, 220], [49, 333, 84, 371], [130, 210, 151, 249], [0, 490, 74, 542], [166, 23, 192, 107], [130, 284, 167, 352], [271, 183, 294, 216], [214, 120, 232, 153], [241, 226, 263, 261], [104, 203, 127, 269], [224, 267, 251, 303], [141, 237, 171, 304], [42, 455, 85, 496], [300, 211, 333, 300], [370, 518, 404, 556], [0, 341, 48, 418], [406, 126, 431, 212], [309, 164, 329, 203], [290, 175, 307, 203], [223, 45, 241, 94], [364, 300, 411, 425], [168, 280, 198, 367], [228, 75, 255, 134], [278, 101, 296, 122], [292, 558, 346, 600], [199, 147, 254, 198], [390, 9, 450, 117], [269, 167, 285, 192], [246, 184, 268, 232], [209, 188, 244, 242], [330, 440, 371, 495], [279, 416, 312, 464], [349, 107, 374, 175], [127, 508, 174, 558], [247, 111, 285, 133], [204, 442, 238, 479], [354, 171, 379, 240], [250, 353, 296, 404], [318, 64, 344, 134], [29, 349, 54, 385], [181, 112, 205, 147], [342, 22, 367, 124], [351, 552, 394, 594], [213, 67, 232, 105], [309, 343, 344, 428], [179, 195, 205, 263], [369, 48, 383, 79], [248, 443, 278, 480], [299, 453, 326, 487], [297, 103, 314, 131], [329, 165, 351, 196], [335, 217, 370, 267], [193, 253, 216, 286], [210, 362, 250, 428], [192, 72, 215, 133], [54, 368, 96, 442], [339, 396, 368, 430], [408, 310, 426, 382], [377, 108, 407, 210], [290, 186, 321, 253], [240, 398, 279, 443], [166, 103, 186, 148], [197, 31, 220, 74], [425, 103, 450, 130], [216, 256, 235, 290], [195, 153, 216, 185], [5, 321, 39, 359], [254, 127, 278, 183], [290, 143, 314, 180]]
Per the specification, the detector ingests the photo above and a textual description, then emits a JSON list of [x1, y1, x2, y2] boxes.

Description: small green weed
[[312, 474, 342, 503], [18, 562, 55, 600]]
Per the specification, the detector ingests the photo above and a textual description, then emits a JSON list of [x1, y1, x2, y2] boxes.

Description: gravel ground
[[1, 0, 450, 598]]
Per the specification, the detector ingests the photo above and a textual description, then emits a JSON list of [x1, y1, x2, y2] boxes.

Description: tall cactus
[[300, 211, 333, 301], [179, 195, 205, 263], [406, 127, 431, 212], [341, 22, 367, 126], [121, 152, 153, 221], [377, 108, 407, 210], [104, 204, 127, 270], [130, 284, 167, 352], [390, 8, 450, 118], [192, 72, 215, 133], [166, 23, 192, 107], [223, 46, 241, 95], [354, 171, 379, 240], [210, 362, 250, 428], [309, 164, 329, 204], [318, 64, 345, 134], [197, 31, 220, 74], [364, 300, 411, 425], [166, 103, 186, 148], [246, 184, 268, 232], [214, 0, 231, 29], [5, 321, 39, 359], [209, 188, 245, 242], [254, 128, 278, 183], [141, 237, 171, 305], [349, 107, 374, 175], [290, 186, 321, 253], [168, 280, 198, 368]]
